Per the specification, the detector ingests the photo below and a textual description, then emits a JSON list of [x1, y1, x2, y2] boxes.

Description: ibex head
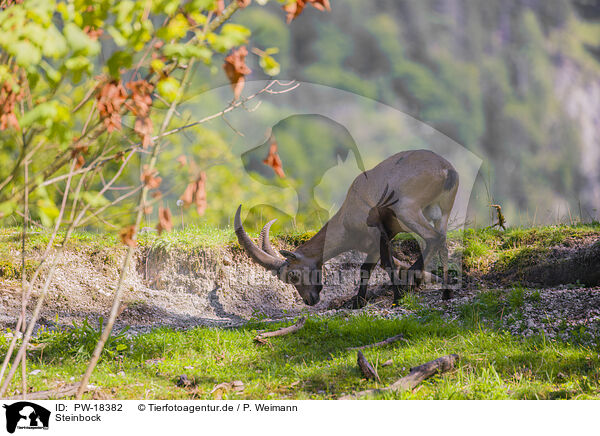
[[234, 206, 323, 305]]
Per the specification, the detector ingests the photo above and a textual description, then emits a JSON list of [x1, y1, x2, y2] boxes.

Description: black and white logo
[[3, 402, 50, 434]]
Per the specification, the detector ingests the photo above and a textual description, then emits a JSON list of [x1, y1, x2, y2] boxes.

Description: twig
[[75, 58, 198, 400], [340, 354, 459, 399], [20, 145, 29, 400], [37, 80, 298, 191], [254, 317, 306, 342], [357, 351, 380, 382], [0, 158, 78, 393], [346, 333, 407, 351], [7, 383, 89, 400]]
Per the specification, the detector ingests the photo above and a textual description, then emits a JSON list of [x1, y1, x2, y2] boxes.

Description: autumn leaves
[[283, 0, 331, 24], [223, 46, 252, 101], [222, 0, 331, 101], [96, 79, 155, 149]]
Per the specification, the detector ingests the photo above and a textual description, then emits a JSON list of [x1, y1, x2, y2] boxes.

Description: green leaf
[[157, 77, 180, 102], [107, 51, 133, 78], [41, 61, 61, 83], [259, 54, 280, 76], [36, 198, 60, 228], [157, 14, 189, 41], [12, 41, 42, 67], [151, 59, 166, 73], [163, 43, 212, 63], [107, 25, 128, 47], [208, 23, 251, 52], [19, 102, 58, 128], [65, 56, 91, 72], [81, 192, 109, 208], [42, 25, 68, 58], [0, 201, 17, 218], [64, 23, 100, 55]]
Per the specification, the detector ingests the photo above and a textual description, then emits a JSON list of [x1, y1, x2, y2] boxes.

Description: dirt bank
[[0, 227, 599, 333]]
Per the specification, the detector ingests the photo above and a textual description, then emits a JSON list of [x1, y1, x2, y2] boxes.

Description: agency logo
[[2, 402, 50, 434]]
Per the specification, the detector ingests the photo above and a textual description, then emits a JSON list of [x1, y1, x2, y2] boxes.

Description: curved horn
[[258, 219, 281, 258], [234, 206, 286, 271]]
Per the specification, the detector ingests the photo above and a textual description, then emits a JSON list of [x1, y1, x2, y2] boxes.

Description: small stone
[[176, 374, 192, 387]]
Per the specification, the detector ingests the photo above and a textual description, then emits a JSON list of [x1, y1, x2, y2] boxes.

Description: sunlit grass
[[2, 308, 599, 400]]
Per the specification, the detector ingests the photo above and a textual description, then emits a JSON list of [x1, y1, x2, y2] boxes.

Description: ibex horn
[[258, 219, 281, 259], [234, 205, 286, 271]]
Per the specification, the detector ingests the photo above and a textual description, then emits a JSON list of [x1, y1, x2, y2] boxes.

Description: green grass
[[452, 222, 600, 274], [2, 305, 599, 400]]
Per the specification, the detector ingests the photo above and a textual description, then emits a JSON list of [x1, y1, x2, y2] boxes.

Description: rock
[[176, 374, 192, 387]]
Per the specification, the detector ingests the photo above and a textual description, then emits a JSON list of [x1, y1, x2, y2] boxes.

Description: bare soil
[[0, 238, 599, 338]]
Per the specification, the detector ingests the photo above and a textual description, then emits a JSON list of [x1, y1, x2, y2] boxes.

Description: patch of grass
[[496, 246, 550, 272], [276, 230, 317, 248], [508, 285, 525, 310], [4, 310, 598, 400], [36, 318, 131, 362], [459, 290, 504, 327], [399, 292, 423, 311], [527, 289, 541, 303]]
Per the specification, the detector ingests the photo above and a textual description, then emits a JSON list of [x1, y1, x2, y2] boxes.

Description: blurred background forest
[[1, 0, 600, 232], [230, 0, 600, 229]]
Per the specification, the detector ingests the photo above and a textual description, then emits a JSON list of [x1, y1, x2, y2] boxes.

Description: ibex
[[235, 149, 459, 308]]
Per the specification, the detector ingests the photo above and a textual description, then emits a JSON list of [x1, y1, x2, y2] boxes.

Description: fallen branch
[[254, 317, 306, 343], [340, 354, 459, 400], [357, 351, 380, 382], [347, 333, 407, 351], [7, 383, 89, 400]]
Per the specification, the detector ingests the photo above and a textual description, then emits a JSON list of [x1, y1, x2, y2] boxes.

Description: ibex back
[[235, 149, 459, 308]]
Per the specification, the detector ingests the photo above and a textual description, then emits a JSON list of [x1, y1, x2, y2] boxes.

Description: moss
[[276, 230, 317, 247], [0, 259, 37, 280], [496, 246, 550, 272], [0, 260, 19, 279]]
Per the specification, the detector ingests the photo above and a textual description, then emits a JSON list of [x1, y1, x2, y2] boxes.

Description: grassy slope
[[2, 304, 599, 400], [1, 221, 599, 272], [1, 223, 599, 399]]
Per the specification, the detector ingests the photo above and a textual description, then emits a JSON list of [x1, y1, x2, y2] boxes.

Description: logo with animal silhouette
[[2, 402, 50, 434]]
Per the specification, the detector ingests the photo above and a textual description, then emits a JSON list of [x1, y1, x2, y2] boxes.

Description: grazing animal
[[235, 149, 459, 308]]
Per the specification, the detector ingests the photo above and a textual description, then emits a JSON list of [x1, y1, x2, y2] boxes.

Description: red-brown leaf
[[74, 154, 85, 170], [141, 166, 162, 189], [176, 155, 188, 167], [96, 79, 127, 132], [215, 0, 224, 15], [223, 47, 251, 100], [194, 172, 207, 216], [263, 138, 285, 178], [309, 0, 331, 11], [156, 206, 173, 234], [0, 66, 25, 131], [119, 225, 137, 247], [180, 172, 208, 216], [283, 0, 330, 23]]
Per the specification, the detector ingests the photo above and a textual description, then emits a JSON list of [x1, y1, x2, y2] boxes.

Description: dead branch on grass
[[7, 383, 89, 400], [357, 351, 380, 382], [347, 333, 407, 351], [340, 354, 459, 399], [254, 317, 307, 343]]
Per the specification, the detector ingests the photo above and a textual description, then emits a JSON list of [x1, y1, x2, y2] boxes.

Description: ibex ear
[[279, 250, 298, 260]]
